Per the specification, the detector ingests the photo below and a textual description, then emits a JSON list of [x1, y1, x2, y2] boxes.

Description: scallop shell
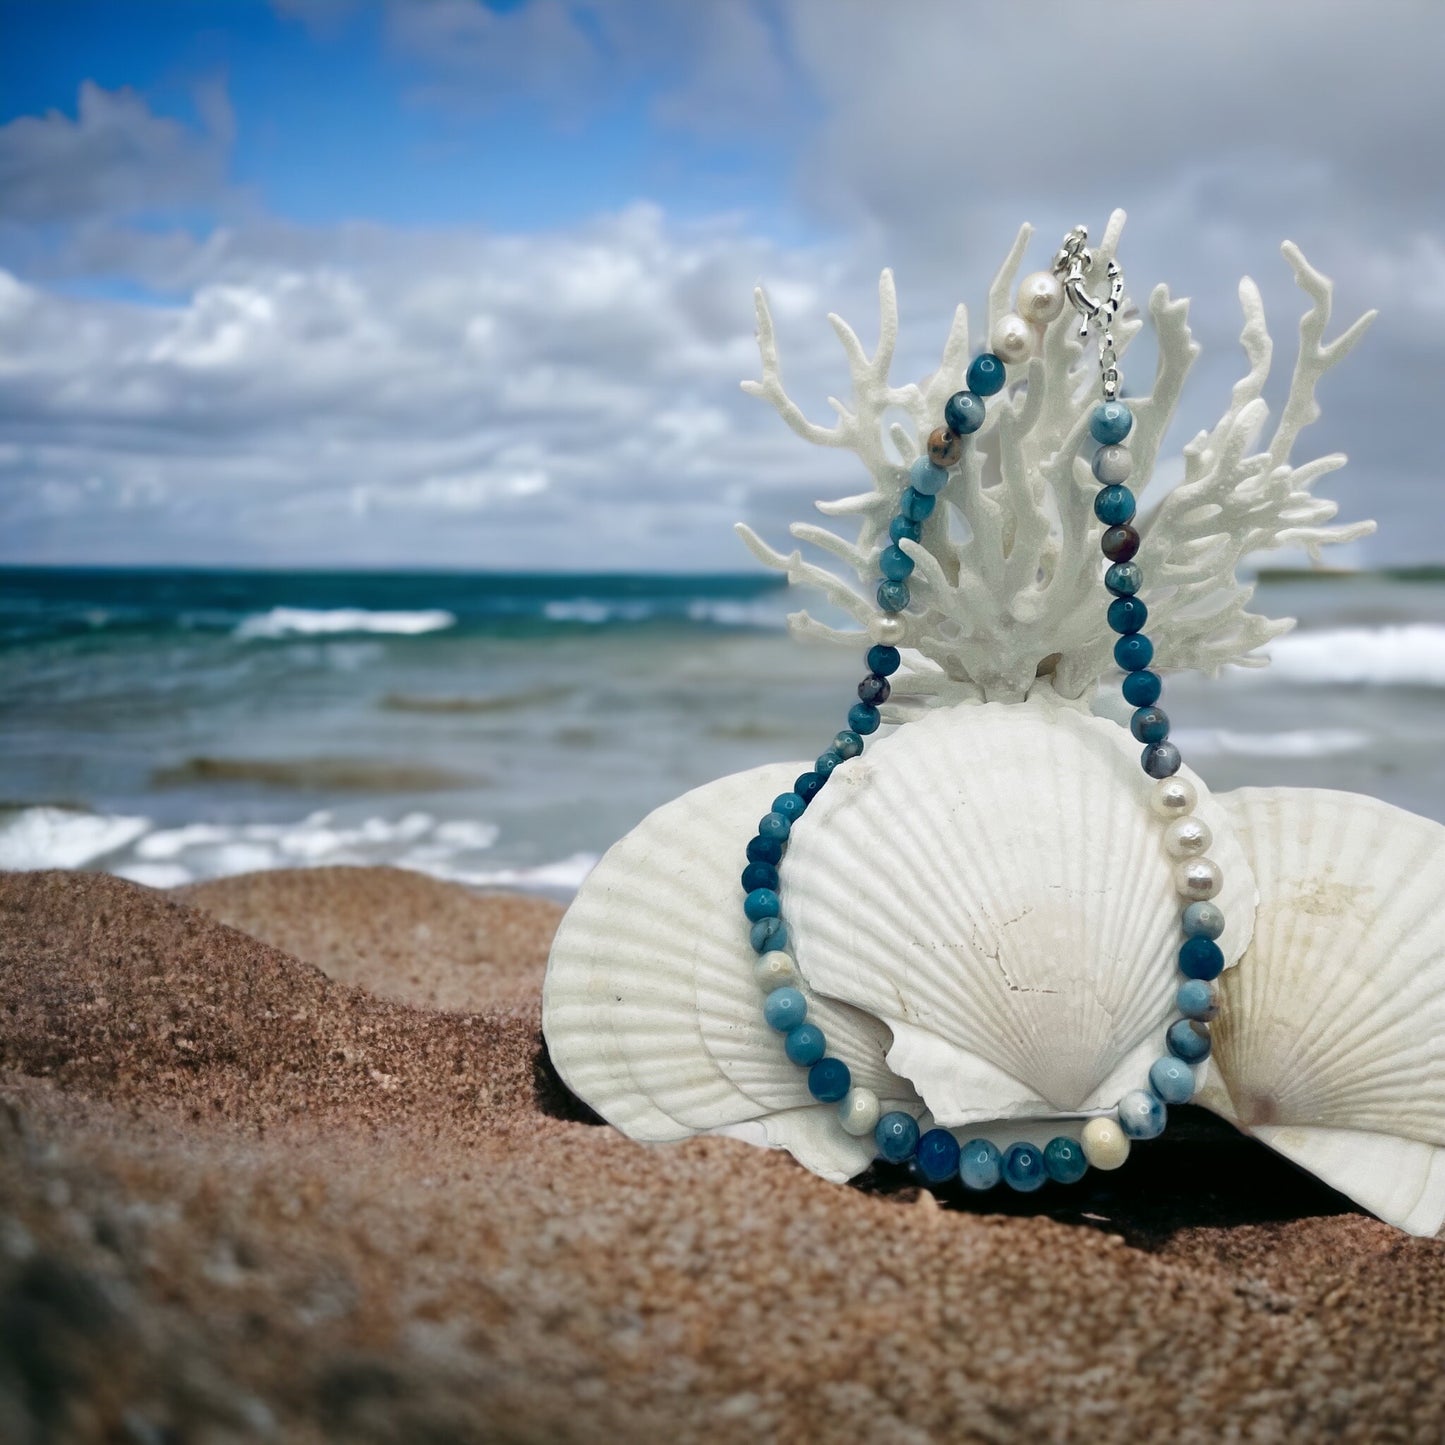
[[1197, 787, 1445, 1236], [785, 700, 1255, 1127]]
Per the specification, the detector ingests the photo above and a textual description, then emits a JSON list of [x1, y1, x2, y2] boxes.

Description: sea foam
[[1266, 624, 1445, 686], [234, 607, 457, 640]]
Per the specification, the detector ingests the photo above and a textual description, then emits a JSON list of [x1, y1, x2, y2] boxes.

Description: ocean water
[[3, 566, 1444, 897]]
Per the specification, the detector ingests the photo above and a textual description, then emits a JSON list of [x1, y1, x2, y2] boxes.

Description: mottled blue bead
[[1002, 1142, 1047, 1192], [1179, 935, 1225, 981], [741, 861, 779, 894], [1114, 634, 1155, 672], [878, 545, 915, 582], [875, 1111, 920, 1164], [1149, 1055, 1196, 1105], [848, 702, 881, 735], [793, 772, 824, 803], [959, 1139, 1002, 1191], [1118, 1089, 1167, 1140], [899, 487, 936, 522], [814, 749, 844, 779], [1094, 485, 1137, 527], [909, 455, 950, 496], [889, 514, 922, 544], [1090, 400, 1134, 445], [1108, 596, 1148, 634], [1182, 901, 1225, 940], [763, 986, 806, 1032], [746, 834, 783, 865], [784, 1022, 826, 1067], [1106, 561, 1143, 596], [1121, 669, 1162, 707], [944, 390, 987, 436], [832, 730, 864, 760], [757, 811, 791, 842], [808, 1057, 851, 1103], [877, 579, 911, 613], [771, 792, 807, 821], [1176, 978, 1220, 1021], [915, 1128, 962, 1185], [1131, 706, 1170, 745], [1043, 1136, 1089, 1185], [1141, 741, 1182, 779], [967, 352, 1007, 396], [858, 673, 890, 705], [866, 644, 901, 676], [750, 916, 789, 954], [743, 888, 780, 922], [1167, 1018, 1212, 1063]]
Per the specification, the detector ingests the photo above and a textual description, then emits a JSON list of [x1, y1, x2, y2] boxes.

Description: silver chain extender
[[1052, 225, 1124, 401]]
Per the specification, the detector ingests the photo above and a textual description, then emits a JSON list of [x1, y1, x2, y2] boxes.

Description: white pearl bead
[[1092, 444, 1133, 484], [869, 613, 908, 645], [1015, 270, 1065, 324], [1164, 815, 1213, 860], [1175, 855, 1223, 901], [1149, 776, 1197, 820], [1081, 1117, 1130, 1171], [753, 951, 798, 992], [990, 312, 1034, 365], [837, 1086, 881, 1137]]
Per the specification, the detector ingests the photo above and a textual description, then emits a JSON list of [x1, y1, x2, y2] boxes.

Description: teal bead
[[743, 887, 780, 922], [1106, 561, 1142, 596], [1142, 741, 1182, 779], [1043, 1136, 1089, 1185], [750, 916, 789, 954], [1182, 901, 1225, 940], [915, 1128, 962, 1185], [763, 986, 806, 1031], [889, 514, 922, 544], [899, 487, 936, 522], [875, 1111, 920, 1163], [848, 703, 880, 735], [967, 352, 1006, 396], [1090, 400, 1134, 445], [1176, 978, 1220, 1021], [1108, 596, 1148, 634], [866, 644, 901, 676], [1167, 1018, 1212, 1063], [1149, 1055, 1196, 1105], [757, 811, 791, 842], [909, 455, 950, 496], [879, 544, 915, 581], [944, 390, 986, 436], [1115, 634, 1154, 671], [1002, 1142, 1046, 1192], [793, 773, 824, 803], [1131, 706, 1170, 744], [832, 730, 863, 760], [959, 1139, 1002, 1190], [1118, 1089, 1166, 1140], [814, 749, 844, 778], [1121, 669, 1161, 706], [877, 579, 910, 613], [771, 791, 807, 821], [1094, 485, 1137, 526], [808, 1057, 851, 1103], [784, 1022, 826, 1066], [747, 835, 783, 865], [741, 861, 778, 893], [1179, 935, 1225, 980]]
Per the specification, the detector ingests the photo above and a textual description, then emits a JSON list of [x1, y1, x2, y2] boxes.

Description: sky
[[0, 0, 1442, 571]]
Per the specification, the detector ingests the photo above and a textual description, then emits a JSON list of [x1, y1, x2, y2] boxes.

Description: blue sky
[[1, 0, 1442, 569]]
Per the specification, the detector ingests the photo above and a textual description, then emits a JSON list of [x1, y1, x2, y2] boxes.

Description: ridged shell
[[785, 700, 1256, 1126], [542, 762, 922, 1183], [1199, 787, 1445, 1235]]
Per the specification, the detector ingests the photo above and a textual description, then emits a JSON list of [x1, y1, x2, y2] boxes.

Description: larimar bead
[[1130, 706, 1170, 744], [741, 861, 779, 893], [858, 673, 890, 705], [909, 456, 950, 496], [1115, 634, 1155, 671], [1094, 485, 1137, 526], [1149, 1055, 1195, 1105], [1108, 596, 1148, 635], [743, 888, 780, 922], [784, 1022, 826, 1066], [875, 1111, 920, 1163], [757, 811, 791, 842], [763, 986, 806, 1031], [1101, 524, 1140, 562], [1142, 741, 1182, 779], [1121, 669, 1162, 706], [1092, 444, 1133, 484], [899, 487, 936, 522], [879, 545, 915, 582], [848, 702, 881, 735], [877, 580, 910, 613], [814, 750, 844, 779], [1105, 561, 1142, 596], [771, 792, 807, 821], [966, 352, 1006, 396], [889, 514, 922, 544], [1182, 901, 1225, 940], [866, 644, 901, 676], [747, 834, 783, 865], [1002, 1142, 1047, 1192], [944, 390, 986, 436], [1176, 978, 1220, 1021], [832, 730, 864, 760], [1043, 1136, 1089, 1185], [1167, 1018, 1212, 1063], [959, 1139, 1002, 1190], [1090, 400, 1134, 445], [915, 1128, 962, 1185], [1179, 935, 1225, 980], [750, 916, 788, 954], [808, 1057, 851, 1103], [927, 426, 962, 468], [1118, 1089, 1166, 1140]]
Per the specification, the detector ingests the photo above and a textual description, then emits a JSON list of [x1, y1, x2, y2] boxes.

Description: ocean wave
[[414, 851, 599, 892], [234, 607, 457, 640], [1265, 625, 1445, 686], [0, 806, 151, 870], [150, 755, 482, 792], [1172, 728, 1370, 760]]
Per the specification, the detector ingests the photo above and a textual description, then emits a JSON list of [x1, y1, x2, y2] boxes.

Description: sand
[[1, 866, 1441, 1444]]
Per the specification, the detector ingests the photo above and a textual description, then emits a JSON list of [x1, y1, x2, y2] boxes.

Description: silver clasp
[[1052, 224, 1124, 400]]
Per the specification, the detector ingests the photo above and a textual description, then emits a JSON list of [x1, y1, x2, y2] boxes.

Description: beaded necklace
[[739, 227, 1226, 1193]]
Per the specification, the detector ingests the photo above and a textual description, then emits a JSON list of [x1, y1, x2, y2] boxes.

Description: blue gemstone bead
[[741, 861, 778, 893], [1105, 561, 1143, 596], [743, 887, 780, 922], [1108, 596, 1148, 634], [1043, 1136, 1089, 1185], [750, 916, 788, 954], [848, 702, 881, 735], [878, 545, 914, 582], [944, 390, 987, 436], [763, 986, 806, 1031], [832, 730, 864, 760], [1167, 1018, 1212, 1063], [966, 352, 1006, 397], [757, 811, 791, 842], [858, 673, 890, 705], [794, 772, 824, 803], [1176, 978, 1220, 1021], [877, 580, 911, 613], [808, 1056, 851, 1103], [1141, 742, 1182, 779], [1094, 485, 1137, 526], [746, 834, 783, 865], [899, 487, 936, 522], [889, 514, 922, 544], [771, 792, 807, 821], [1121, 669, 1162, 707], [959, 1138, 1002, 1190], [866, 644, 901, 676], [915, 1128, 962, 1185], [784, 1022, 826, 1067], [1118, 1089, 1167, 1140], [814, 750, 844, 778], [1115, 634, 1155, 671], [875, 1111, 920, 1164], [1149, 1055, 1196, 1105], [909, 455, 950, 496], [1130, 706, 1170, 745], [1179, 935, 1225, 981], [1002, 1142, 1047, 1192], [1090, 400, 1134, 445], [1182, 901, 1225, 940]]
